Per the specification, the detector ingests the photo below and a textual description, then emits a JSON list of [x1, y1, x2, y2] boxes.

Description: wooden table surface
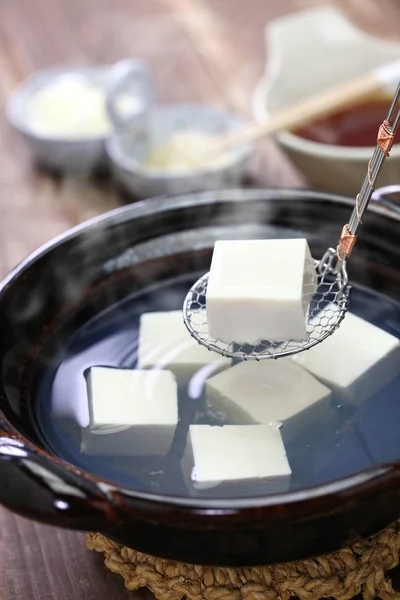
[[1, 0, 400, 597]]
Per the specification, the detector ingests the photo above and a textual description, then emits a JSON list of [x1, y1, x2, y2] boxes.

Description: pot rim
[[1, 187, 400, 517]]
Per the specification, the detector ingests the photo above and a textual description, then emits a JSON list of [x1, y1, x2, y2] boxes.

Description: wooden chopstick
[[210, 59, 400, 155]]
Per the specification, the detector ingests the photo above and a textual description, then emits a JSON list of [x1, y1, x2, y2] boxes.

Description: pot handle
[[371, 185, 400, 214], [0, 420, 118, 530]]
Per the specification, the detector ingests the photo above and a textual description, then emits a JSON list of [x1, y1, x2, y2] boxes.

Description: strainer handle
[[336, 80, 400, 262]]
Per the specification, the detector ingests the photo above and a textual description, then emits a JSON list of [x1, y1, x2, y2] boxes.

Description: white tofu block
[[206, 359, 331, 432], [186, 425, 291, 487], [291, 304, 400, 403], [137, 310, 230, 384], [206, 239, 317, 344], [82, 367, 178, 456]]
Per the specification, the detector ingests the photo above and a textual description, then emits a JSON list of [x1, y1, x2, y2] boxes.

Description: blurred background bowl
[[6, 62, 152, 175], [252, 5, 400, 196], [106, 104, 253, 198]]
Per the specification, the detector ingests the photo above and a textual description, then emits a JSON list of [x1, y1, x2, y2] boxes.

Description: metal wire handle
[[336, 80, 400, 263]]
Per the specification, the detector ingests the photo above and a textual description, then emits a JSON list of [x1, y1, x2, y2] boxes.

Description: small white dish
[[106, 104, 253, 198], [252, 5, 400, 195], [6, 60, 153, 174]]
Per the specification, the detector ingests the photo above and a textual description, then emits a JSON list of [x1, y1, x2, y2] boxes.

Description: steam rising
[[1, 189, 391, 500]]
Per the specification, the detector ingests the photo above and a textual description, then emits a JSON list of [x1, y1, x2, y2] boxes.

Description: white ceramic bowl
[[106, 104, 253, 198], [252, 6, 400, 196], [6, 61, 152, 174]]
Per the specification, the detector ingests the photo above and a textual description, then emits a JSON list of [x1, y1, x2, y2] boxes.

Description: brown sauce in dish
[[291, 97, 392, 147]]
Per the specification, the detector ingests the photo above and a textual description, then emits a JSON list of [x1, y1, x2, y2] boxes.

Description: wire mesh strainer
[[183, 81, 400, 361]]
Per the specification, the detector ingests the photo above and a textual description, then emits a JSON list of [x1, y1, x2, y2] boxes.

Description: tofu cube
[[206, 359, 331, 435], [291, 304, 400, 403], [206, 239, 317, 344], [185, 424, 291, 488], [81, 367, 178, 456], [137, 310, 230, 385]]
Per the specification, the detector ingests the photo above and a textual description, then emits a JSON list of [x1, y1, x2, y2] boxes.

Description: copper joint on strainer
[[336, 224, 357, 261]]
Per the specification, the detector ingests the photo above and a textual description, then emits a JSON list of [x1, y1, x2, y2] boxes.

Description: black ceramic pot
[[1, 188, 400, 567]]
